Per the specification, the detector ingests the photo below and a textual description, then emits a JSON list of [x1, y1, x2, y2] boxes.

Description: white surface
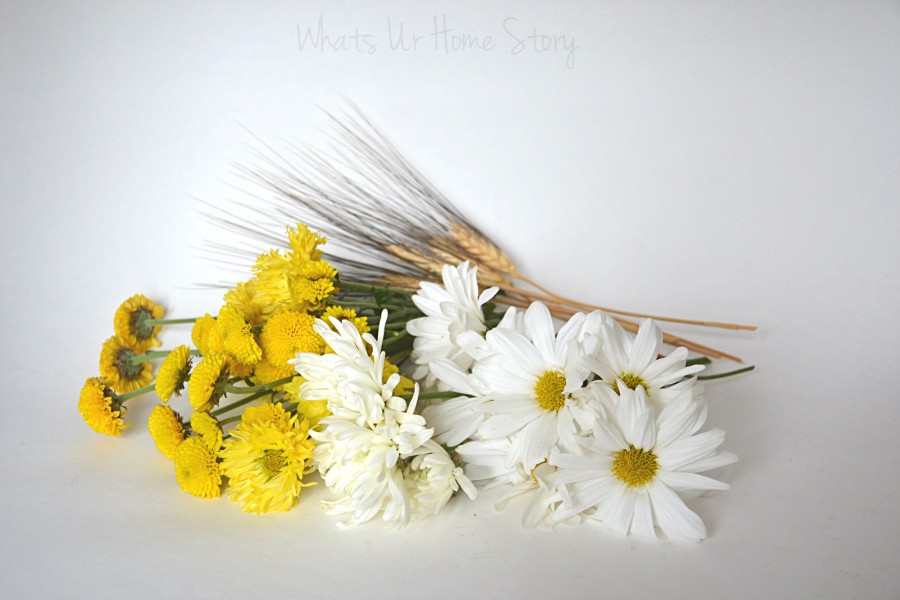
[[2, 1, 899, 598]]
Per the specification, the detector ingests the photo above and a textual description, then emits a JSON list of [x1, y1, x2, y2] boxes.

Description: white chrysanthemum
[[292, 313, 403, 427], [546, 385, 737, 542], [404, 439, 476, 519], [295, 310, 475, 525], [471, 302, 598, 471], [591, 318, 705, 407], [312, 405, 432, 526], [407, 262, 498, 390]]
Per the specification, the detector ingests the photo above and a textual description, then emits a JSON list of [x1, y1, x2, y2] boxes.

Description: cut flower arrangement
[[78, 111, 753, 541]]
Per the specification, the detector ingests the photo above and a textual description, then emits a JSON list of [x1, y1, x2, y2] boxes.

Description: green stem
[[118, 383, 156, 403], [218, 414, 243, 427], [132, 348, 201, 362], [698, 365, 755, 381], [337, 280, 411, 297], [144, 317, 200, 326], [389, 349, 412, 364], [211, 389, 274, 417], [223, 376, 294, 395], [329, 298, 406, 311], [686, 356, 713, 367], [382, 330, 410, 345]]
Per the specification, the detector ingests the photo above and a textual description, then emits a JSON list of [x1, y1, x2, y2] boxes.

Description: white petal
[[524, 302, 558, 366], [648, 480, 706, 542], [658, 429, 726, 472], [628, 319, 662, 373], [630, 490, 656, 539], [596, 483, 636, 536], [656, 470, 730, 492]]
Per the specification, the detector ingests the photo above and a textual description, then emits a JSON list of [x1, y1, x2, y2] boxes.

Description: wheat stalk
[[202, 103, 754, 361]]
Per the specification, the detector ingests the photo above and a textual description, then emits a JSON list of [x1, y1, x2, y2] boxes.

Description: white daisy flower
[[404, 439, 476, 519], [493, 461, 567, 529], [419, 307, 609, 450], [592, 318, 705, 407], [546, 385, 737, 542], [407, 262, 498, 390], [420, 357, 492, 447], [472, 302, 598, 471], [455, 437, 518, 489]]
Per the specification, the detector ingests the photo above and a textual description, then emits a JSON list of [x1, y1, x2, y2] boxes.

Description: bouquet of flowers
[[78, 110, 752, 541]]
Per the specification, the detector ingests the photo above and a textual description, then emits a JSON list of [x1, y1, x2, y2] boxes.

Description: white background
[[2, 1, 898, 598]]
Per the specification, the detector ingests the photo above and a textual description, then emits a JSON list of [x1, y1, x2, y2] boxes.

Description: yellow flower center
[[612, 445, 659, 488], [534, 371, 567, 412], [614, 372, 648, 394], [260, 449, 286, 479]]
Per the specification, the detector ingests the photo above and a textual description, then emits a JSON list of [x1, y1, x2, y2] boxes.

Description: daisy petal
[[630, 491, 656, 539], [648, 480, 706, 542]]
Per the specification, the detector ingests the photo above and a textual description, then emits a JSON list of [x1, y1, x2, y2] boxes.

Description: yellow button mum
[[148, 404, 185, 459], [174, 437, 221, 499], [260, 310, 324, 372], [155, 345, 192, 402], [191, 314, 224, 356], [188, 353, 229, 412], [190, 411, 223, 452], [216, 304, 263, 367], [99, 336, 154, 394], [113, 294, 164, 354], [78, 377, 128, 437]]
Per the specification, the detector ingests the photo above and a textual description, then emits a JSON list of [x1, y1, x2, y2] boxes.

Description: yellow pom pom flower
[[223, 279, 264, 326], [190, 411, 223, 452], [249, 224, 333, 315], [219, 403, 316, 513], [251, 358, 294, 389], [99, 336, 154, 393], [113, 294, 164, 354], [148, 404, 185, 459], [294, 260, 337, 308], [191, 314, 224, 356], [155, 345, 192, 402], [174, 437, 221, 499], [188, 353, 229, 412], [259, 310, 324, 372], [78, 377, 128, 436], [240, 402, 292, 428], [216, 304, 262, 367]]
